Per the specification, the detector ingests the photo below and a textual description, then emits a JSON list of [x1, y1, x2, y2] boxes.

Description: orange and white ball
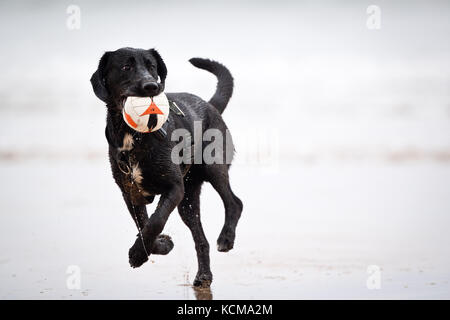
[[122, 93, 170, 133]]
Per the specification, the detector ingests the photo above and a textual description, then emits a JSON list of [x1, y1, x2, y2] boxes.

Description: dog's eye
[[121, 65, 131, 71], [145, 60, 155, 70]]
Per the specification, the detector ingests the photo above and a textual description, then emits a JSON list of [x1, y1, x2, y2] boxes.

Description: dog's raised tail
[[189, 58, 233, 114]]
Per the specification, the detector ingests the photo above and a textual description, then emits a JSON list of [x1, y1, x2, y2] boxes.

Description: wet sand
[[0, 160, 449, 299]]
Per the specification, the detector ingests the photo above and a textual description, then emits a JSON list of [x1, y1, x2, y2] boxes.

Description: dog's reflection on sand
[[193, 286, 213, 300]]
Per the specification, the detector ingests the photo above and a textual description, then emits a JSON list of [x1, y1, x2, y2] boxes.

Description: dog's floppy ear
[[149, 49, 167, 86], [90, 51, 112, 103]]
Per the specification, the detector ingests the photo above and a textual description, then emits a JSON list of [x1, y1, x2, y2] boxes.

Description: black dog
[[90, 47, 242, 287]]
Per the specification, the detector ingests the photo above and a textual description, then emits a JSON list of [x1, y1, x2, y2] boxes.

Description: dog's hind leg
[[178, 174, 212, 287], [205, 165, 243, 252]]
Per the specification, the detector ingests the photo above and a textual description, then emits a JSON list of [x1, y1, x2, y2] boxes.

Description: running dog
[[90, 47, 243, 287]]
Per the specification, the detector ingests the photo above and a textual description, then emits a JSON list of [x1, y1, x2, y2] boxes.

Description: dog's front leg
[[123, 195, 173, 256], [128, 184, 184, 268], [123, 195, 148, 229]]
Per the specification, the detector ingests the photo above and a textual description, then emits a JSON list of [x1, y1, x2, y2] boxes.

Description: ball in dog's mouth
[[122, 93, 170, 133]]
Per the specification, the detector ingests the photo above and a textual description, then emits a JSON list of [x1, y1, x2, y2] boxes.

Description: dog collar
[[152, 98, 185, 139]]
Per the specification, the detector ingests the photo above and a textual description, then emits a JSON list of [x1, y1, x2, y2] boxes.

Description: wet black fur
[[90, 47, 243, 287]]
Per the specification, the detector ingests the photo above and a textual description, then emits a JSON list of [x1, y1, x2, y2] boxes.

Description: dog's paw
[[193, 271, 213, 288], [128, 237, 149, 268], [151, 234, 174, 255], [217, 228, 235, 252]]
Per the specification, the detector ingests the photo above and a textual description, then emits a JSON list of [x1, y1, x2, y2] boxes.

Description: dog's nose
[[141, 81, 159, 95]]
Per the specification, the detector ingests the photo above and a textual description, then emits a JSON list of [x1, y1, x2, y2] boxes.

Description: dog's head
[[90, 47, 167, 108]]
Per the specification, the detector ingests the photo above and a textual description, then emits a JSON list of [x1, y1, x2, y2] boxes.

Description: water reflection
[[193, 286, 213, 300]]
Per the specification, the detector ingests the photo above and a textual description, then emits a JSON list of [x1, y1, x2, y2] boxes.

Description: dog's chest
[[115, 133, 157, 204]]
